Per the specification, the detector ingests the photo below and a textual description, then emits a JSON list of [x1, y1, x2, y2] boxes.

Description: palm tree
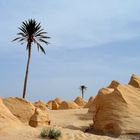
[[13, 19, 50, 98], [80, 85, 87, 99]]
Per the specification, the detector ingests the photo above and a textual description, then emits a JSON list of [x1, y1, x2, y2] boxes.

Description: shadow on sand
[[63, 125, 88, 131], [74, 112, 93, 121], [85, 126, 140, 140]]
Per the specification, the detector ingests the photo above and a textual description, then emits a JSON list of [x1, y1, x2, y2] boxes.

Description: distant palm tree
[[13, 19, 50, 98], [80, 85, 87, 99]]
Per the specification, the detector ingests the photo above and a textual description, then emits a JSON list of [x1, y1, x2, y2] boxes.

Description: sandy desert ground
[[0, 108, 137, 140]]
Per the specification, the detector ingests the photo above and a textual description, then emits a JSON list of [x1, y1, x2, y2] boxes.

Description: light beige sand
[[0, 108, 132, 140]]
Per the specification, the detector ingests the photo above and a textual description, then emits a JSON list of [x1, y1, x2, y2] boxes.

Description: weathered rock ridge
[[92, 74, 140, 135]]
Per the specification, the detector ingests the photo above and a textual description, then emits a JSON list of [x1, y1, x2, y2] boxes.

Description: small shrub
[[40, 128, 61, 139], [40, 128, 48, 138], [47, 128, 61, 139]]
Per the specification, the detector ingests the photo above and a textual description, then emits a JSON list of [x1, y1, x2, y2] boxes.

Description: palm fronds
[[13, 19, 50, 54]]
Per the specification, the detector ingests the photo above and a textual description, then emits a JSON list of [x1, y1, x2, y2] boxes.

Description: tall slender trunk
[[22, 45, 31, 98], [82, 90, 84, 99]]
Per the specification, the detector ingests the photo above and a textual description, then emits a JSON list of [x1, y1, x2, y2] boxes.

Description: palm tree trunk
[[82, 90, 84, 99], [22, 45, 31, 98]]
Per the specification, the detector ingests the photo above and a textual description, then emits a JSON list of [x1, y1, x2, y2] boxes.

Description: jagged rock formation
[[52, 100, 59, 110], [108, 80, 120, 88], [128, 74, 140, 88], [34, 100, 48, 111], [0, 98, 21, 130], [92, 74, 140, 135], [58, 101, 80, 109], [88, 81, 120, 113], [29, 108, 50, 127], [74, 96, 87, 106], [47, 100, 53, 109], [84, 96, 95, 108], [54, 97, 62, 105], [3, 97, 35, 124]]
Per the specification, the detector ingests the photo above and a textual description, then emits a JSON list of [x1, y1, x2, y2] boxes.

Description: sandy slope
[[48, 108, 93, 130], [0, 108, 128, 140]]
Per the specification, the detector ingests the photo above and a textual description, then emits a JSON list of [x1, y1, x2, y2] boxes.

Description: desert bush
[[40, 128, 48, 138], [40, 128, 61, 139]]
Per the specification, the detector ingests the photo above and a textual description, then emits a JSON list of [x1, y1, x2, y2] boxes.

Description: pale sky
[[1, 0, 140, 102]]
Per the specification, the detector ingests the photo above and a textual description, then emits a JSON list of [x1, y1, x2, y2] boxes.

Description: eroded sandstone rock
[[58, 101, 80, 110], [74, 96, 87, 106], [34, 100, 48, 111], [93, 75, 140, 135], [84, 96, 95, 108], [29, 108, 50, 127], [3, 97, 35, 124]]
